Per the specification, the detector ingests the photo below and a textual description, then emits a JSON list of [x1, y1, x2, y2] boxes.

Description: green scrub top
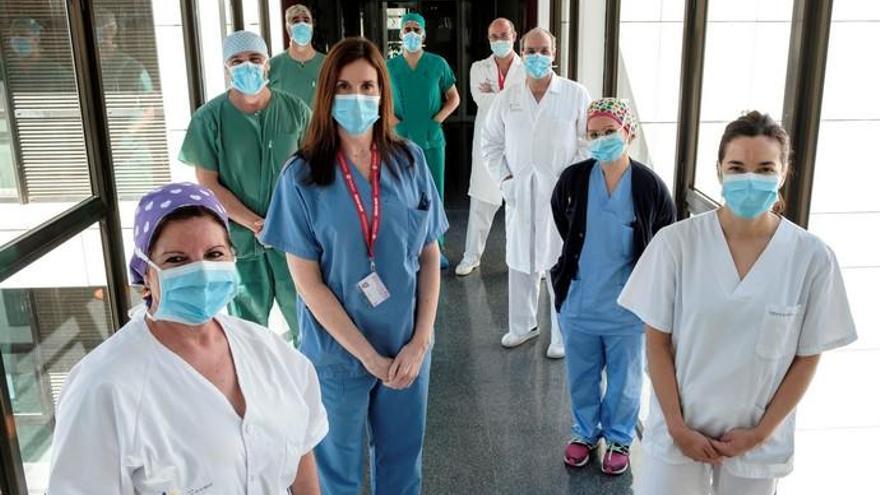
[[268, 51, 325, 108], [387, 51, 456, 150], [178, 90, 311, 259]]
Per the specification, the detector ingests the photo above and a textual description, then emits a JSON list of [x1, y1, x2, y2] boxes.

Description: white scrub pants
[[636, 454, 778, 495], [508, 268, 562, 347], [462, 197, 501, 263]]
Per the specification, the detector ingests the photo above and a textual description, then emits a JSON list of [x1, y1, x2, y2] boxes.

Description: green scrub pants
[[228, 248, 300, 345], [424, 144, 446, 246]]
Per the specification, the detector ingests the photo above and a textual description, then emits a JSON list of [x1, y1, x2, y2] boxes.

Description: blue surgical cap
[[401, 12, 425, 29], [222, 30, 268, 62]]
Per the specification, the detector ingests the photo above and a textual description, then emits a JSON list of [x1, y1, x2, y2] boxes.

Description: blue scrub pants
[[562, 331, 644, 446], [314, 354, 431, 495]]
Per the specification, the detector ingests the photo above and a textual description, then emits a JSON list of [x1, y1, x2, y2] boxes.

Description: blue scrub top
[[560, 164, 643, 335], [261, 141, 448, 377]]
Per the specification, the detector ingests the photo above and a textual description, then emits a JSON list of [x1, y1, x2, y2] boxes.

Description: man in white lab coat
[[482, 27, 590, 358], [455, 18, 525, 276]]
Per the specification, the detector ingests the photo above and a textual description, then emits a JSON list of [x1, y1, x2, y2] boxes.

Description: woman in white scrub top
[[47, 182, 328, 495], [619, 112, 857, 495]]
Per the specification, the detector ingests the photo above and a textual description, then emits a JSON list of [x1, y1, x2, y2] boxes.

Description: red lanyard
[[497, 64, 507, 90], [336, 148, 381, 270]]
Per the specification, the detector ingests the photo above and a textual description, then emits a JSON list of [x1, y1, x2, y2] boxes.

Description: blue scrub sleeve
[[260, 160, 322, 260], [412, 144, 449, 245], [617, 230, 675, 333], [178, 108, 219, 171]]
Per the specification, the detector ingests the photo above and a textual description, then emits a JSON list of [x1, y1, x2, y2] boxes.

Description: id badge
[[358, 271, 390, 307]]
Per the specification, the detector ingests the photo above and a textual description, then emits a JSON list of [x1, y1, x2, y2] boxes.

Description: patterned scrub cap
[[401, 12, 426, 29], [588, 97, 639, 139], [222, 30, 269, 62], [129, 182, 229, 285]]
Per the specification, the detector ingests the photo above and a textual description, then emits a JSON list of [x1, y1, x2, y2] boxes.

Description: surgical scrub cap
[[588, 97, 639, 139], [401, 12, 426, 29], [222, 30, 269, 62], [129, 182, 229, 285]]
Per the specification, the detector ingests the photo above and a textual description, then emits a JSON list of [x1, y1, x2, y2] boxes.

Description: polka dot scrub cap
[[587, 97, 639, 139], [128, 182, 229, 285]]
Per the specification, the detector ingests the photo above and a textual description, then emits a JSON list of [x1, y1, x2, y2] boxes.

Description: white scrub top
[[481, 73, 590, 273], [47, 310, 329, 494], [618, 211, 857, 479]]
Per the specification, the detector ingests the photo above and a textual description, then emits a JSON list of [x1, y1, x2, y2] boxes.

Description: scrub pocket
[[407, 207, 430, 257], [620, 224, 635, 260], [757, 304, 802, 359]]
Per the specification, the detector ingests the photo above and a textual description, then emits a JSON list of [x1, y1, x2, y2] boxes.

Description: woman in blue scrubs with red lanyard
[[261, 37, 447, 495]]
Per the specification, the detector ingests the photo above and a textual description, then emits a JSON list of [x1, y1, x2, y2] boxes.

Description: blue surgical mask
[[289, 22, 313, 46], [402, 32, 422, 53], [10, 36, 33, 57], [721, 173, 781, 219], [333, 94, 381, 135], [491, 40, 513, 58], [229, 61, 267, 95], [139, 250, 239, 326], [523, 53, 552, 79], [589, 132, 627, 164]]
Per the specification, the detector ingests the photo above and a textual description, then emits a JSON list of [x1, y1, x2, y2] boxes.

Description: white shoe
[[546, 343, 565, 359], [501, 328, 540, 348], [455, 258, 480, 276]]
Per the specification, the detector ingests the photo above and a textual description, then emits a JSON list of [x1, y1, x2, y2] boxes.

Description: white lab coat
[[48, 310, 329, 494], [619, 211, 857, 479], [468, 54, 525, 205], [481, 73, 590, 273]]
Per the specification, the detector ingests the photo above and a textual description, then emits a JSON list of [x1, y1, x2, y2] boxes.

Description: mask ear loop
[[134, 247, 163, 321]]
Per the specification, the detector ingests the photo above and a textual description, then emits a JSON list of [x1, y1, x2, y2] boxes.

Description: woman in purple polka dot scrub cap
[[47, 182, 328, 494]]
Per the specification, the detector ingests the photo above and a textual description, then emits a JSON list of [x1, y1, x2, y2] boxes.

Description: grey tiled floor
[[418, 206, 639, 494]]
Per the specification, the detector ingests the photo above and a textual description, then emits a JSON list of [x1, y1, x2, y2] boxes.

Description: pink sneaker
[[601, 443, 630, 475], [563, 439, 594, 467]]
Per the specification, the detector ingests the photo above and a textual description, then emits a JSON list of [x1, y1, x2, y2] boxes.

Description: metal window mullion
[[0, 348, 28, 495], [780, 0, 833, 229], [603, 0, 621, 96], [230, 0, 245, 31], [568, 0, 580, 80], [672, 0, 709, 219], [258, 0, 272, 51], [67, 0, 130, 330], [181, 0, 206, 112]]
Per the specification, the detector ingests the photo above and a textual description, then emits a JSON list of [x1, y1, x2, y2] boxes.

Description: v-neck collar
[[711, 210, 790, 298], [143, 315, 248, 421]]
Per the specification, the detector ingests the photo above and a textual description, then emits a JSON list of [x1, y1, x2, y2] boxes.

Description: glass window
[[1, 225, 115, 493], [0, 2, 95, 243], [618, 0, 684, 189], [779, 2, 880, 493], [693, 0, 794, 202]]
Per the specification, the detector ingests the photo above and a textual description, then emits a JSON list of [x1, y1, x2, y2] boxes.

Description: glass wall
[[0, 1, 94, 238], [617, 0, 684, 189], [779, 1, 880, 492], [1, 226, 115, 493], [693, 0, 794, 201]]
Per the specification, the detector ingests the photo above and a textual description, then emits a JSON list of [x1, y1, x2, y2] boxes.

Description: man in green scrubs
[[179, 31, 311, 345], [387, 11, 460, 268], [268, 4, 325, 107]]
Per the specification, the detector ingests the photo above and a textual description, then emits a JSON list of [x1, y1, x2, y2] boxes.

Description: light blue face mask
[[332, 94, 381, 135], [523, 53, 552, 79], [229, 61, 267, 95], [589, 132, 627, 164], [402, 32, 422, 53], [289, 22, 313, 46], [721, 173, 781, 219], [491, 40, 513, 58], [10, 36, 33, 57], [139, 250, 239, 326]]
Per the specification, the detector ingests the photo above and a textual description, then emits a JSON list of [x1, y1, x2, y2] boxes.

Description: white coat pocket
[[757, 305, 802, 359], [501, 179, 515, 207]]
